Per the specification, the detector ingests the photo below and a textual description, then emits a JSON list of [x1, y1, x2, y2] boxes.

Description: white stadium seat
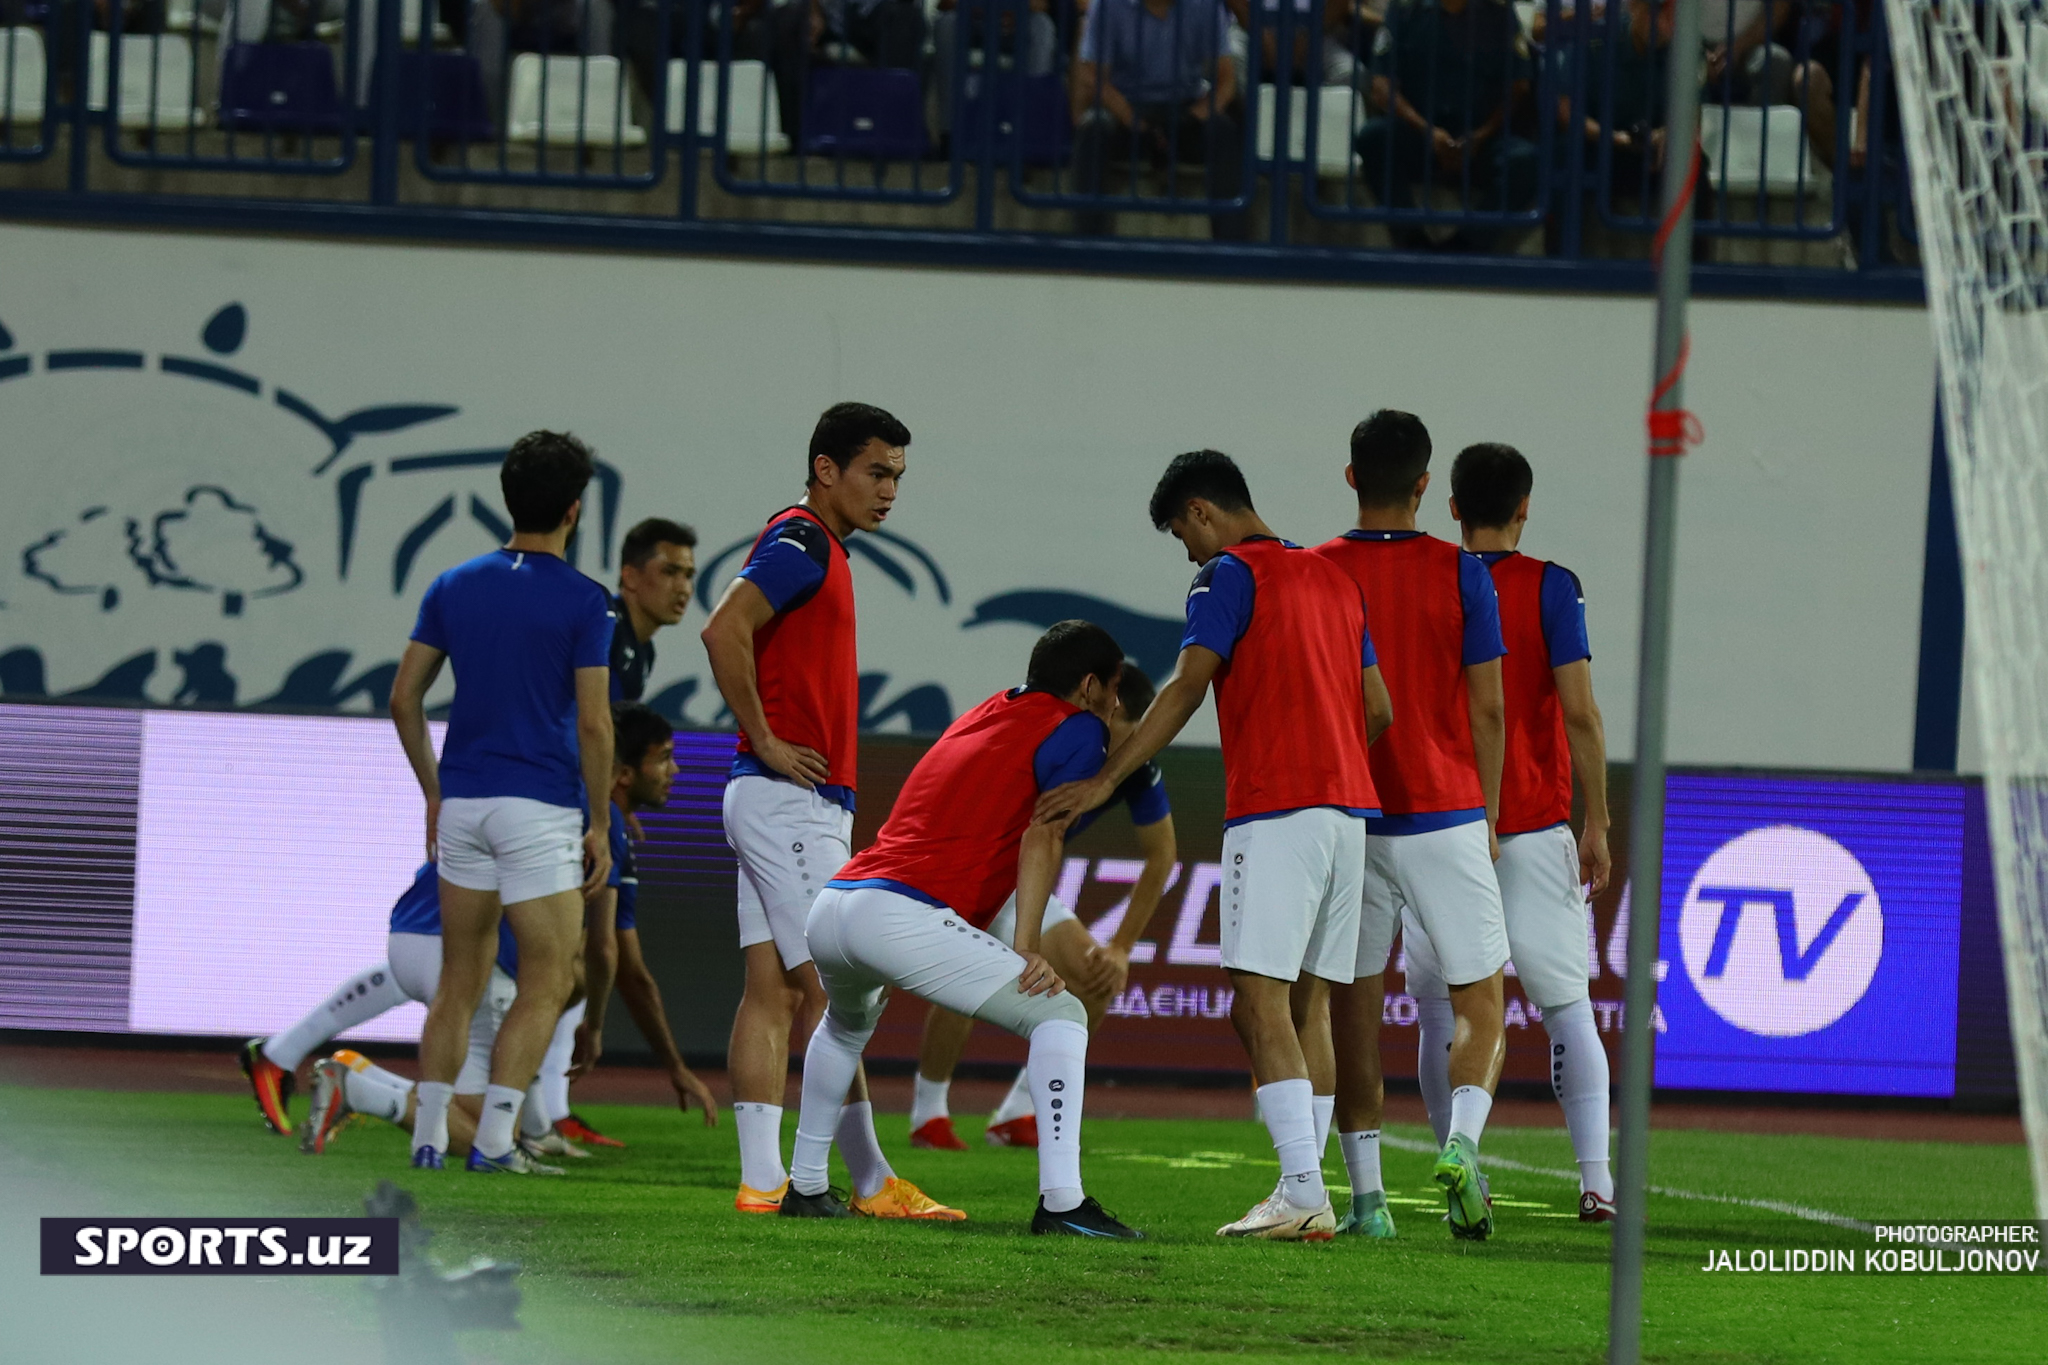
[[88, 32, 209, 131], [507, 53, 648, 148], [1702, 104, 1829, 197], [664, 58, 788, 154], [1255, 84, 1364, 177], [1, 26, 46, 124]]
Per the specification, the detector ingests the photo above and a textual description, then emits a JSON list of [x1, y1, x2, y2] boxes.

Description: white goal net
[[1885, 0, 2048, 1215]]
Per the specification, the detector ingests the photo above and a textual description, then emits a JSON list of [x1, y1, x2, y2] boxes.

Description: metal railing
[[0, 0, 1939, 291]]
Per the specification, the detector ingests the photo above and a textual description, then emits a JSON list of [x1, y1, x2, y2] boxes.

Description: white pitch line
[[1378, 1133, 1872, 1232]]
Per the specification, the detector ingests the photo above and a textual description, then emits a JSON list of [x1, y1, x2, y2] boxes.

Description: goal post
[[1884, 0, 2048, 1218]]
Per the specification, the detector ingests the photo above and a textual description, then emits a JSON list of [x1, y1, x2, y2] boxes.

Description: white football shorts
[[1359, 817, 1509, 987], [1219, 806, 1367, 984], [436, 796, 583, 906], [805, 885, 1039, 1033], [725, 774, 854, 971]]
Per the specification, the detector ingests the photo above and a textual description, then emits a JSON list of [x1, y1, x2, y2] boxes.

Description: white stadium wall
[[0, 222, 1935, 770]]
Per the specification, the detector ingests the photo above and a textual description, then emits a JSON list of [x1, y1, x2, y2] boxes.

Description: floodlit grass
[[0, 1085, 2038, 1363]]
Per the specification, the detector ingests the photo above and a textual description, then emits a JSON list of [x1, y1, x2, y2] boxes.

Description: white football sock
[[833, 1101, 895, 1200], [537, 1001, 582, 1123], [991, 1067, 1035, 1126], [910, 1074, 951, 1130], [1544, 998, 1614, 1199], [1027, 1019, 1088, 1213], [262, 965, 410, 1072], [519, 1082, 552, 1139], [733, 1102, 787, 1192], [341, 1063, 413, 1124], [1311, 1093, 1334, 1159], [474, 1084, 524, 1158], [1415, 994, 1455, 1149], [1256, 1078, 1326, 1210], [790, 1013, 867, 1197], [412, 1081, 454, 1157], [1448, 1085, 1494, 1148], [1339, 1130, 1383, 1197]]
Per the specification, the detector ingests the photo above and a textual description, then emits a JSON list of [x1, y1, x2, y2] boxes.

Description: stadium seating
[[87, 32, 209, 132], [1701, 105, 1830, 197], [955, 72, 1070, 168], [506, 54, 648, 148], [1254, 84, 1363, 177], [1, 26, 45, 127], [219, 42, 348, 135], [377, 49, 494, 143], [664, 57, 787, 155], [802, 67, 926, 161]]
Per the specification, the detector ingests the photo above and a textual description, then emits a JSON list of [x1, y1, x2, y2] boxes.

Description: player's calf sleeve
[[519, 1082, 552, 1140], [1448, 1086, 1493, 1148], [791, 1012, 869, 1197], [413, 1081, 455, 1158], [342, 1063, 413, 1125], [833, 1101, 895, 1200], [1257, 1078, 1326, 1209], [264, 965, 410, 1073], [1339, 1130, 1383, 1196], [1415, 994, 1455, 1149], [1312, 1093, 1335, 1158], [1025, 1018, 1088, 1213], [733, 1103, 786, 1192], [537, 1001, 582, 1123], [1543, 998, 1613, 1198], [910, 1074, 951, 1130]]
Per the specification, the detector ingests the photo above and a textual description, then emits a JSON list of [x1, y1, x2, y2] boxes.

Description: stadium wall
[[0, 221, 1937, 770]]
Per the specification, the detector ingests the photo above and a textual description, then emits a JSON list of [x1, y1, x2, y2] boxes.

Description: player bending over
[[1038, 453, 1391, 1243], [391, 431, 615, 1174], [786, 621, 1142, 1236], [703, 404, 953, 1219], [1402, 442, 1615, 1223], [571, 701, 721, 1126], [908, 663, 1177, 1151], [1313, 411, 1511, 1241]]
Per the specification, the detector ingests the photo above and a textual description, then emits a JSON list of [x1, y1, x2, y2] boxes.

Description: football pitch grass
[[0, 1084, 2039, 1364]]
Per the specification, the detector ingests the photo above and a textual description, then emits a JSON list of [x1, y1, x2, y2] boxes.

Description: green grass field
[[0, 1084, 2039, 1364]]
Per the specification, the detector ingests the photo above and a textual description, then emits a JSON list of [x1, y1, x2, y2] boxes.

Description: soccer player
[[609, 517, 698, 703], [1311, 410, 1510, 1241], [702, 403, 951, 1218], [572, 701, 721, 1126], [789, 621, 1142, 1238], [1037, 451, 1391, 1243], [1402, 442, 1615, 1222], [391, 430, 616, 1174], [908, 663, 1178, 1151]]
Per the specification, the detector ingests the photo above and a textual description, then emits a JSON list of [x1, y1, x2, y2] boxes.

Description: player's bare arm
[[572, 888, 619, 1077], [575, 666, 615, 896], [1084, 813, 1177, 997], [615, 928, 719, 1126], [1465, 656, 1506, 859], [389, 640, 447, 860], [1035, 645, 1222, 826], [1361, 664, 1394, 745], [700, 576, 831, 788], [1011, 821, 1068, 997], [1554, 658, 1612, 893]]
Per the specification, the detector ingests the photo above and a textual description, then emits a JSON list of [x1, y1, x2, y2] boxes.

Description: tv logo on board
[[1676, 826, 1883, 1038]]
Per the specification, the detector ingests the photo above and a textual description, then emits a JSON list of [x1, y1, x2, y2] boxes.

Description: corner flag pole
[[1609, 2, 1705, 1361]]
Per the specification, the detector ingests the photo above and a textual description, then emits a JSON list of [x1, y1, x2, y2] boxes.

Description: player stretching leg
[[573, 702, 721, 1127], [391, 431, 616, 1174], [1314, 411, 1510, 1241], [910, 664, 1177, 1151], [790, 622, 1140, 1237], [1039, 453, 1391, 1243], [704, 404, 951, 1218], [1403, 443, 1615, 1222]]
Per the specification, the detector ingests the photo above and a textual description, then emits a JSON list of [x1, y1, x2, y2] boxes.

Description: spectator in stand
[[1356, 0, 1536, 251], [932, 0, 1059, 147], [623, 0, 773, 113], [1551, 0, 1670, 185], [770, 0, 927, 143], [1071, 0, 1250, 241], [1224, 0, 1363, 93]]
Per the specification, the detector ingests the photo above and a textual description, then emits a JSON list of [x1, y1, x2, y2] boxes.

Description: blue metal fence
[[0, 0, 1928, 297]]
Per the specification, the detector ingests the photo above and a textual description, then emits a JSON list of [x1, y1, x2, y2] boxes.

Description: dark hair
[[1025, 621, 1125, 700], [1148, 450, 1254, 531], [501, 431, 595, 534], [808, 402, 910, 485], [1449, 443, 1534, 529], [612, 701, 675, 771], [1115, 661, 1156, 721], [1348, 410, 1433, 508], [620, 517, 698, 569]]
